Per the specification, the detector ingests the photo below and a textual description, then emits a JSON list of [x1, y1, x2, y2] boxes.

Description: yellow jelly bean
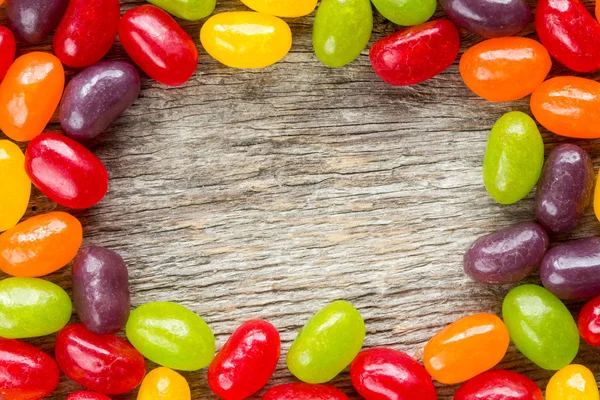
[[547, 364, 599, 400], [200, 12, 292, 68], [241, 0, 318, 17], [0, 140, 30, 232], [137, 367, 191, 400], [594, 173, 600, 223]]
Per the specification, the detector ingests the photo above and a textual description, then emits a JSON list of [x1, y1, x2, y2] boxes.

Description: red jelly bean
[[454, 370, 543, 400], [578, 295, 600, 347], [0, 27, 16, 81], [67, 392, 111, 400], [25, 133, 109, 209], [262, 383, 348, 400], [535, 0, 600, 72], [370, 20, 460, 86], [119, 5, 198, 87], [350, 348, 437, 400], [53, 0, 120, 68], [55, 324, 146, 395], [208, 320, 280, 399]]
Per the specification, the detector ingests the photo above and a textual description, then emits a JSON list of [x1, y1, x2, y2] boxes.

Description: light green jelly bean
[[483, 111, 544, 205], [502, 284, 579, 370], [147, 0, 216, 21], [312, 0, 373, 68], [0, 277, 72, 339], [372, 0, 436, 26], [126, 302, 215, 371], [287, 300, 365, 383]]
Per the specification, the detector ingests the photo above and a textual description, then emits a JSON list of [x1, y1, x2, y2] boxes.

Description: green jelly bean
[[147, 0, 216, 21], [287, 300, 365, 383], [0, 277, 72, 339], [126, 302, 215, 371], [312, 0, 373, 68], [502, 284, 579, 370], [483, 111, 544, 204], [372, 0, 436, 26]]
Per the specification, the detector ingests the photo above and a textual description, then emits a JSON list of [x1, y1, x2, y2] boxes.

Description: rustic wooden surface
[[2, 0, 600, 398]]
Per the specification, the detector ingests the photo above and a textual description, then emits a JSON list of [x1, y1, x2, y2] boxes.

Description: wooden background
[[2, 0, 600, 398]]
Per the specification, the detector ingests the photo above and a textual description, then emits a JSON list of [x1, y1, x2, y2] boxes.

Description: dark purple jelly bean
[[535, 144, 594, 233], [464, 221, 549, 284], [7, 0, 69, 44], [541, 237, 600, 300], [72, 246, 130, 335], [59, 61, 141, 140]]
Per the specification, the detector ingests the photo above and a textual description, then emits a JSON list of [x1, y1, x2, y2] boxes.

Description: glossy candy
[[126, 302, 215, 371], [241, 0, 317, 17], [535, 144, 594, 233], [7, 0, 69, 44], [201, 12, 292, 69], [0, 277, 71, 338], [372, 0, 436, 26], [262, 383, 349, 400], [67, 392, 111, 400], [0, 212, 82, 277], [138, 367, 191, 400], [148, 0, 216, 20], [208, 320, 281, 399], [60, 61, 141, 140], [578, 296, 600, 347], [482, 112, 544, 204], [0, 52, 64, 142], [313, 0, 373, 68], [0, 140, 30, 232], [502, 284, 579, 370], [287, 301, 365, 384], [56, 324, 146, 394], [423, 313, 509, 384], [53, 0, 120, 68], [350, 348, 436, 400], [460, 38, 551, 102], [595, 173, 600, 223], [25, 133, 109, 209], [441, 0, 530, 37], [370, 20, 460, 86], [0, 27, 15, 81], [454, 370, 543, 400], [120, 6, 198, 86], [464, 221, 549, 285], [546, 365, 599, 400]]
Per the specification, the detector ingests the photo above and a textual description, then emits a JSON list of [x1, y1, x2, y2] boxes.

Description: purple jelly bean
[[541, 237, 600, 300], [464, 221, 549, 284], [59, 61, 141, 140], [535, 144, 594, 233], [7, 0, 69, 44], [72, 246, 130, 335]]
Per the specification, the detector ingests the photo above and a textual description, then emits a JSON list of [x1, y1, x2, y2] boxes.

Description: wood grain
[[2, 1, 600, 398]]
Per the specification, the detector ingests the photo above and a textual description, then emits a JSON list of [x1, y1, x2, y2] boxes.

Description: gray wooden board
[[2, 0, 600, 398]]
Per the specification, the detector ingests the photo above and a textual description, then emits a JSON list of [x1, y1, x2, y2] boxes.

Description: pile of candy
[[2, 0, 600, 398]]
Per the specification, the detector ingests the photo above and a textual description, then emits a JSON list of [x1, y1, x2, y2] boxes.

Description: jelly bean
[[370, 20, 460, 86], [53, 0, 120, 68], [482, 111, 544, 205], [200, 12, 292, 69], [25, 133, 109, 209], [148, 0, 216, 20], [262, 383, 349, 400], [536, 0, 600, 72], [287, 301, 365, 384], [137, 367, 191, 400], [460, 38, 551, 102], [0, 27, 15, 81], [0, 212, 82, 277], [423, 313, 509, 384], [350, 348, 436, 400], [595, 173, 600, 223], [441, 0, 530, 38], [530, 77, 600, 139], [372, 0, 436, 26], [535, 144, 594, 233], [464, 221, 549, 285], [67, 392, 111, 400], [241, 0, 318, 17], [126, 302, 215, 371], [502, 284, 579, 370], [7, 0, 69, 44], [73, 246, 130, 335], [0, 140, 30, 232], [0, 338, 60, 400], [120, 6, 198, 86], [56, 324, 146, 394], [0, 277, 71, 338], [208, 320, 281, 399], [0, 52, 64, 142], [313, 0, 373, 68], [454, 370, 543, 400], [546, 365, 599, 400], [578, 295, 600, 347]]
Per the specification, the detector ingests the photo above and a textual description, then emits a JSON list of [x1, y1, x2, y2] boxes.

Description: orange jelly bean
[[423, 313, 509, 384], [531, 76, 600, 139], [460, 37, 551, 102], [0, 52, 64, 142], [0, 212, 82, 277]]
